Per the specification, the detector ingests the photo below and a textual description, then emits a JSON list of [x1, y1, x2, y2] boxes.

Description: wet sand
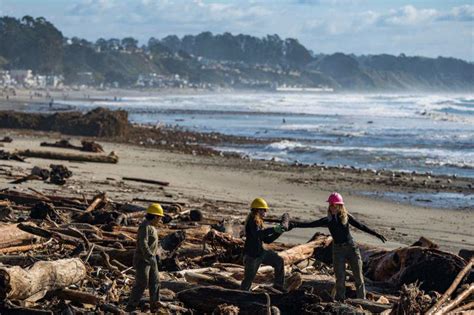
[[0, 131, 472, 254]]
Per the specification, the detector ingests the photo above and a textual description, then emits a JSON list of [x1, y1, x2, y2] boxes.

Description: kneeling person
[[240, 198, 287, 291]]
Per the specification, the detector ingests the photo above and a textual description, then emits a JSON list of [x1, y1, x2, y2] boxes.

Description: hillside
[[0, 16, 472, 91]]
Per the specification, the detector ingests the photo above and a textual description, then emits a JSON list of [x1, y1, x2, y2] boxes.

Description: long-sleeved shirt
[[243, 219, 281, 258], [294, 214, 378, 244], [134, 219, 159, 264]]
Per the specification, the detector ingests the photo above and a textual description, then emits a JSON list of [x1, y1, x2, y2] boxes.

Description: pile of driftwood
[[0, 187, 471, 315], [0, 137, 117, 164], [40, 139, 105, 153]]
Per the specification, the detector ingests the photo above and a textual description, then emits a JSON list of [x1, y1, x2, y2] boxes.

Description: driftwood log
[[360, 245, 468, 293], [426, 258, 474, 315], [313, 237, 469, 293], [0, 223, 39, 249], [50, 288, 102, 305], [40, 139, 104, 153], [278, 234, 332, 266], [177, 285, 319, 314], [122, 176, 170, 186], [16, 150, 118, 164], [435, 284, 474, 314], [0, 258, 87, 301], [203, 229, 331, 266]]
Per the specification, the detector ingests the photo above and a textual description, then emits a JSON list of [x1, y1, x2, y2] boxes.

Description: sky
[[1, 0, 473, 60]]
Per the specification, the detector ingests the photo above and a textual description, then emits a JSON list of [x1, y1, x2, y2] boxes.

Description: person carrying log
[[290, 192, 387, 301], [126, 203, 164, 312], [240, 197, 289, 292]]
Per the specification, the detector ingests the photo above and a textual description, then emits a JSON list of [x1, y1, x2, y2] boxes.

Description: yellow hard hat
[[146, 203, 164, 216], [251, 197, 269, 210]]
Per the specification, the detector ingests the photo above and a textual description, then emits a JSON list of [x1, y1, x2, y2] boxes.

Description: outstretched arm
[[247, 220, 282, 244], [348, 214, 386, 242], [258, 227, 282, 244], [291, 217, 328, 229]]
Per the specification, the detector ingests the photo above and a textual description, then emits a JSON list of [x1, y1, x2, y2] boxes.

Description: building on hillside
[[76, 72, 95, 86], [10, 69, 35, 86], [0, 71, 14, 87]]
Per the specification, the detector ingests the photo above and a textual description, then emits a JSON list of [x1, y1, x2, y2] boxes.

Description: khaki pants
[[240, 250, 285, 291], [127, 257, 160, 308], [332, 242, 366, 301]]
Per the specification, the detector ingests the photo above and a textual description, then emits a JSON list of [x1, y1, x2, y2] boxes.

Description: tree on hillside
[[107, 38, 122, 51], [0, 16, 63, 73], [95, 38, 108, 52], [122, 37, 138, 52]]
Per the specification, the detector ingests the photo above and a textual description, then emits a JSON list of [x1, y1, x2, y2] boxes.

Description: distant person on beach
[[290, 192, 387, 301], [126, 204, 164, 312], [49, 98, 54, 108], [240, 198, 289, 292]]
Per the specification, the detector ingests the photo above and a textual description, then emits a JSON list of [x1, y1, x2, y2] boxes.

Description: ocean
[[57, 92, 474, 180]]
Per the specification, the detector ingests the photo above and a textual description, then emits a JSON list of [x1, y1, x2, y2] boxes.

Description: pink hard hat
[[327, 192, 344, 205]]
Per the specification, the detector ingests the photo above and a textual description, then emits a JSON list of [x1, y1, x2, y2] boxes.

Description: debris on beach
[[0, 180, 471, 314], [0, 111, 472, 314], [41, 139, 105, 153], [10, 164, 72, 185], [0, 107, 130, 137], [16, 149, 119, 164], [0, 136, 13, 143]]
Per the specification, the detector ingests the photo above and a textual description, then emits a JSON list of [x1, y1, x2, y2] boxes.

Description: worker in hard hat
[[126, 203, 164, 312], [240, 197, 288, 292], [290, 192, 387, 301]]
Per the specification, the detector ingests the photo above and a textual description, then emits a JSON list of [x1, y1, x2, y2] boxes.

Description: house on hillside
[[0, 71, 14, 87], [76, 72, 95, 86], [10, 69, 35, 86]]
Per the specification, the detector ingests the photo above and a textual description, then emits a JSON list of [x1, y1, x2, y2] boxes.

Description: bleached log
[[0, 258, 87, 301], [16, 149, 118, 164], [0, 223, 40, 249], [278, 235, 332, 266]]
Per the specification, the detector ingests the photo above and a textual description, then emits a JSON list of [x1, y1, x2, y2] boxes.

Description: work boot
[[124, 305, 136, 312], [150, 302, 160, 313]]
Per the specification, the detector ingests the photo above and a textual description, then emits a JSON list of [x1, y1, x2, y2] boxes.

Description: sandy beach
[[0, 130, 472, 254]]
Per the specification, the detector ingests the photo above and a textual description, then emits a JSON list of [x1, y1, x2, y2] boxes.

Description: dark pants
[[240, 250, 285, 291], [127, 258, 160, 308], [332, 242, 366, 300]]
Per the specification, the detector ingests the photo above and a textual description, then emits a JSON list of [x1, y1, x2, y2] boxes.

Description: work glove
[[376, 233, 387, 243], [288, 221, 297, 231], [280, 213, 290, 231], [274, 224, 285, 234]]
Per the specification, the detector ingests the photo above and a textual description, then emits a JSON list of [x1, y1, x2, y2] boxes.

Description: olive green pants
[[127, 257, 160, 308], [333, 242, 366, 301], [240, 250, 285, 291]]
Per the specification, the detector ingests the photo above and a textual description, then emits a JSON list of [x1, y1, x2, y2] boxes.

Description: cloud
[[437, 5, 474, 22], [376, 5, 438, 26], [295, 0, 362, 5], [68, 0, 117, 16], [64, 0, 270, 33]]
